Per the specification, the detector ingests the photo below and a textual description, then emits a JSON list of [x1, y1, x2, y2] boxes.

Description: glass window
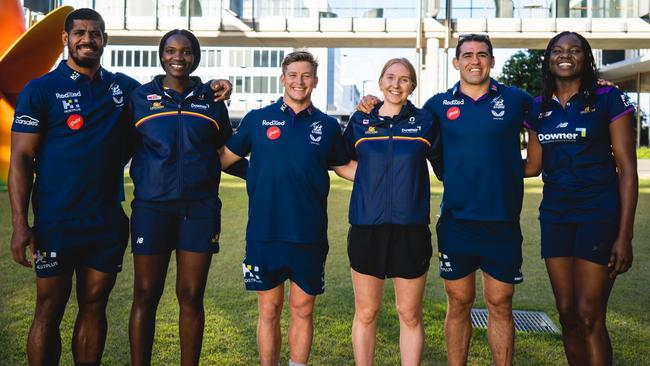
[[261, 76, 269, 93], [261, 50, 269, 67], [270, 76, 278, 93], [125, 50, 132, 67], [244, 76, 251, 93], [200, 50, 207, 67], [216, 50, 222, 66], [279, 50, 285, 65], [271, 50, 278, 67], [253, 50, 261, 67], [117, 50, 124, 66], [142, 51, 149, 67], [134, 50, 141, 66], [229, 50, 237, 67], [244, 50, 251, 67], [253, 76, 262, 93], [111, 50, 117, 66], [235, 76, 243, 93], [151, 51, 158, 67]]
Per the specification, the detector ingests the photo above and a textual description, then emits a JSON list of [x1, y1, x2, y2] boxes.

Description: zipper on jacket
[[387, 121, 393, 223], [177, 103, 183, 197]]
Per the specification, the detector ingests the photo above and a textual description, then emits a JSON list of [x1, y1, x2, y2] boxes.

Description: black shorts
[[347, 224, 432, 280]]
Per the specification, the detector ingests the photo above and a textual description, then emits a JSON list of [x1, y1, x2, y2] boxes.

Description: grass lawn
[[1, 177, 649, 365]]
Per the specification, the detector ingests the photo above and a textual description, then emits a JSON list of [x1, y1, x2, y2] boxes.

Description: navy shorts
[[243, 241, 329, 296], [540, 221, 618, 265], [33, 210, 129, 278], [348, 225, 432, 279], [436, 215, 523, 284], [130, 198, 221, 255]]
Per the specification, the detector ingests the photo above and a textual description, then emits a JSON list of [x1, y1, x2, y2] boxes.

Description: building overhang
[[600, 54, 650, 91]]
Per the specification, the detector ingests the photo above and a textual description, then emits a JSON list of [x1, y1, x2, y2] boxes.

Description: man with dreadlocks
[[524, 31, 638, 366]]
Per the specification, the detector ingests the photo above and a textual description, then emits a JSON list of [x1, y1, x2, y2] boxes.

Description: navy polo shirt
[[526, 87, 634, 223], [344, 100, 442, 225], [226, 98, 349, 244], [422, 79, 532, 222], [12, 61, 140, 224]]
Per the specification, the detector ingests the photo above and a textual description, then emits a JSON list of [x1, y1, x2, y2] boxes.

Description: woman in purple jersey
[[525, 32, 638, 365]]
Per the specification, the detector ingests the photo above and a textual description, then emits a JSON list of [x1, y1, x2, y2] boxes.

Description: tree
[[497, 49, 544, 97]]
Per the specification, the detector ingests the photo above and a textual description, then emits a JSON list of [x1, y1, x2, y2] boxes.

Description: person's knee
[[395, 303, 422, 328], [34, 292, 67, 323], [176, 284, 204, 310], [132, 280, 165, 308], [259, 299, 283, 324], [354, 304, 381, 326], [484, 289, 513, 320], [555, 303, 579, 330], [445, 288, 475, 316], [289, 296, 314, 321], [576, 305, 605, 333], [78, 281, 113, 310]]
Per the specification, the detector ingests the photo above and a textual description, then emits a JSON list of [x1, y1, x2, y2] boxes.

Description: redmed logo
[[266, 126, 281, 140], [446, 107, 460, 120], [67, 114, 84, 130]]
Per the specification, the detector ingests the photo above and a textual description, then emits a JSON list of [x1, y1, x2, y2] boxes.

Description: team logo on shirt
[[365, 126, 378, 134], [446, 107, 460, 121], [14, 115, 39, 127], [490, 96, 506, 120], [408, 116, 416, 124], [147, 94, 162, 101], [266, 126, 281, 140], [362, 119, 370, 125], [61, 98, 81, 113], [537, 127, 587, 143], [69, 71, 80, 81], [243, 263, 262, 284], [538, 110, 553, 119], [309, 121, 323, 145], [556, 122, 568, 128], [110, 83, 124, 106], [580, 106, 596, 114], [442, 99, 464, 105], [401, 126, 421, 134], [66, 114, 84, 130], [621, 94, 631, 107], [191, 103, 209, 110], [150, 101, 164, 110]]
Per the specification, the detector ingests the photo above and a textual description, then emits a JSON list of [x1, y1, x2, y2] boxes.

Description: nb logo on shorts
[[136, 237, 144, 244], [439, 252, 453, 273], [243, 264, 262, 284]]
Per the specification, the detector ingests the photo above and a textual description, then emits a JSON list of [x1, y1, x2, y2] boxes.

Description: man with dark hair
[[8, 9, 231, 366], [220, 50, 355, 366], [359, 34, 532, 366]]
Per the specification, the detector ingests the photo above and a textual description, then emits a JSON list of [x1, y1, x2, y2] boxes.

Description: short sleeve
[[327, 121, 350, 167], [12, 80, 45, 134], [607, 88, 635, 123], [226, 111, 254, 157]]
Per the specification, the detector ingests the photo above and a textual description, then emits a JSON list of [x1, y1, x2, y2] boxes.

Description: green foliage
[[638, 147, 650, 159], [1, 176, 649, 365], [497, 50, 544, 97]]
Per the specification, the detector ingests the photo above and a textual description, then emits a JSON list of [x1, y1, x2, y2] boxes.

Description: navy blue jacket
[[344, 101, 442, 225], [128, 76, 232, 201]]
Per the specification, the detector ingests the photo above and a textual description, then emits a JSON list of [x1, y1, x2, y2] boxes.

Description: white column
[[418, 37, 440, 107]]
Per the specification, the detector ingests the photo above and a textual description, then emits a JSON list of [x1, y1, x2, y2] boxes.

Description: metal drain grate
[[471, 309, 560, 334]]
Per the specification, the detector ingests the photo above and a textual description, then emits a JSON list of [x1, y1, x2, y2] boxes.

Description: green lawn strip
[[0, 177, 648, 365]]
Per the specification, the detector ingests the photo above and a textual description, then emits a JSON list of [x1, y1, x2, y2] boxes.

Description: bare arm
[[608, 114, 638, 278], [8, 132, 41, 267], [219, 146, 244, 170], [524, 131, 542, 178], [332, 160, 357, 181]]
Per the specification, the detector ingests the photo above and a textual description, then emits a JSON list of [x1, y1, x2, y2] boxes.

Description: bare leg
[[176, 250, 212, 366], [257, 285, 285, 366], [72, 267, 117, 364], [287, 282, 316, 364], [28, 274, 73, 366], [482, 273, 515, 366], [129, 253, 171, 366], [443, 273, 476, 366], [350, 270, 384, 366], [393, 274, 427, 366]]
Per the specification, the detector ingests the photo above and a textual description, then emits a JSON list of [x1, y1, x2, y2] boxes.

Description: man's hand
[[356, 95, 381, 114], [608, 238, 633, 279], [210, 79, 233, 102], [597, 78, 616, 88], [11, 225, 35, 268]]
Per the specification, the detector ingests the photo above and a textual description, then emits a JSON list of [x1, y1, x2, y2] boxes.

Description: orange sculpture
[[0, 1, 73, 186]]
